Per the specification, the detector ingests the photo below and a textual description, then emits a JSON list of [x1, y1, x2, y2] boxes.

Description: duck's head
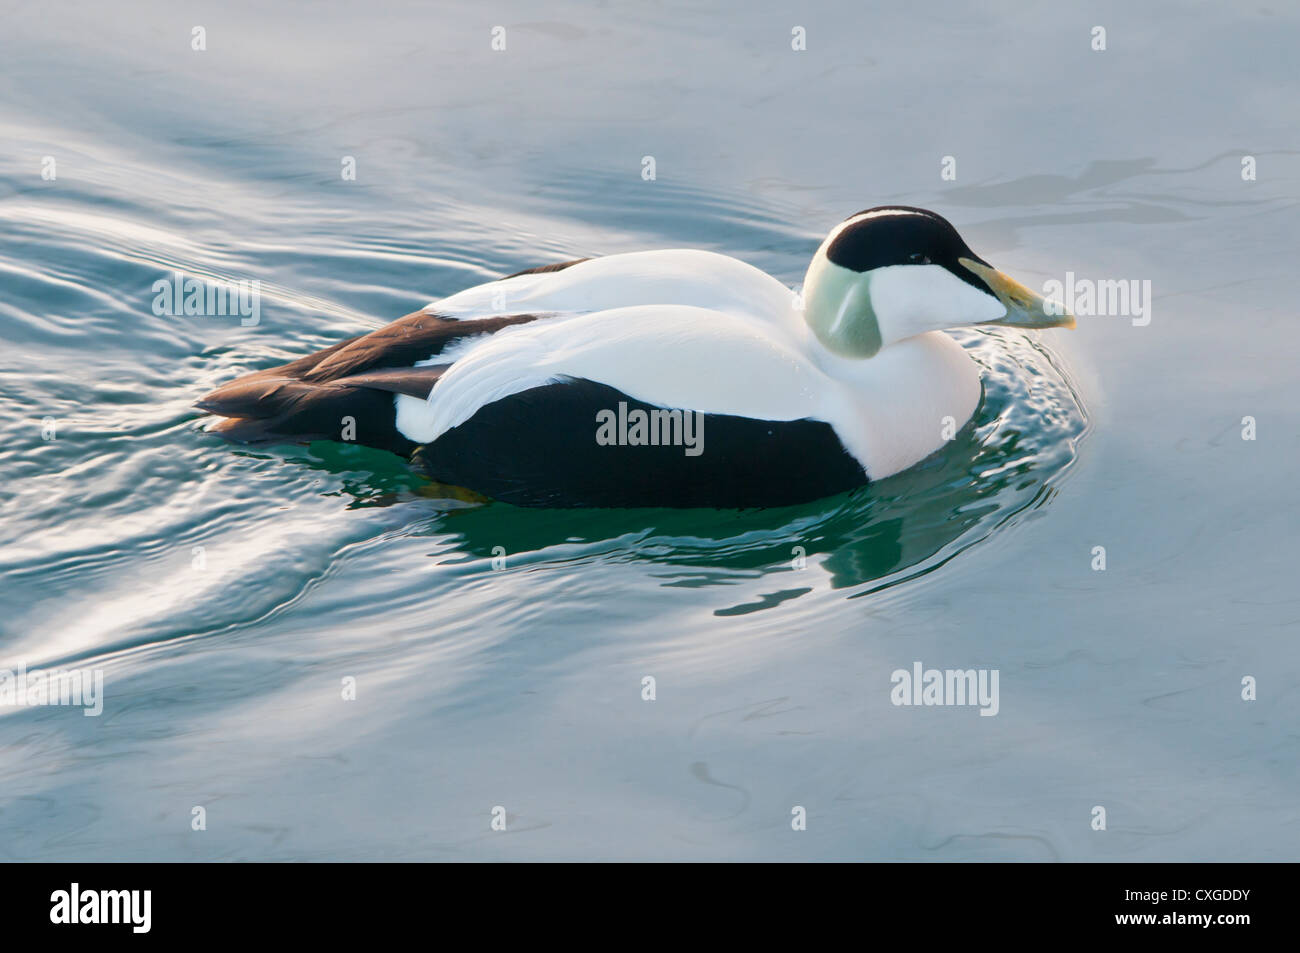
[[801, 206, 1074, 358]]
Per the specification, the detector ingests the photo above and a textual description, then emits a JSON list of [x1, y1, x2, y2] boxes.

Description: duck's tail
[[195, 310, 539, 453], [196, 360, 445, 453]]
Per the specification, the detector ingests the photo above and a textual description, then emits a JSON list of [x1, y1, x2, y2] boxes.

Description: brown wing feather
[[200, 311, 543, 408], [196, 310, 546, 451], [301, 311, 540, 382]]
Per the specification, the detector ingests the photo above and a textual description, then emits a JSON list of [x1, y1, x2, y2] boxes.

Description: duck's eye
[[908, 253, 931, 264]]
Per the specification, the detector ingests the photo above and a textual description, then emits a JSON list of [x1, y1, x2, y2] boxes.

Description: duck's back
[[432, 249, 797, 328]]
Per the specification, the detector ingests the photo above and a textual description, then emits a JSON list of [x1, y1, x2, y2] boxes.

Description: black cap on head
[[825, 207, 990, 291]]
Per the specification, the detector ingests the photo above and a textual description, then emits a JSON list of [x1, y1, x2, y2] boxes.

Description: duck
[[197, 206, 1074, 508]]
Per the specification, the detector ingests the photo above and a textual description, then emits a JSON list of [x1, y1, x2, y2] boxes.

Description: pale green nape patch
[[802, 255, 882, 358]]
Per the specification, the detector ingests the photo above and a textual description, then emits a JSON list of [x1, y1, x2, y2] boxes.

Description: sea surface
[[1, 0, 1297, 861]]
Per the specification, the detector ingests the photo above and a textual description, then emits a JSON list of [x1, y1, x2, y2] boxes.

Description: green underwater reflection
[[267, 327, 1087, 604]]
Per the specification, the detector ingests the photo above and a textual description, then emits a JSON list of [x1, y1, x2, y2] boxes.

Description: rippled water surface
[[2, 1, 1298, 860]]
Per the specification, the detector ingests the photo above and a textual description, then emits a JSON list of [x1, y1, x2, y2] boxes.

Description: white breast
[[817, 330, 981, 478]]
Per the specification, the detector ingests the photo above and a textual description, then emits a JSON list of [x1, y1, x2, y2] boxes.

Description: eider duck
[[198, 207, 1074, 508]]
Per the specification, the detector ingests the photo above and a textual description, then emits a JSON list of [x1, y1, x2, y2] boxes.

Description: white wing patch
[[394, 306, 830, 444]]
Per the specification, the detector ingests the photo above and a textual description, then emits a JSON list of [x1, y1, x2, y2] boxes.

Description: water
[[1, 0, 1297, 861]]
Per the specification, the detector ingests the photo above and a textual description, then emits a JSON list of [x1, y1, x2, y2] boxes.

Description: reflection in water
[[278, 326, 1087, 607]]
